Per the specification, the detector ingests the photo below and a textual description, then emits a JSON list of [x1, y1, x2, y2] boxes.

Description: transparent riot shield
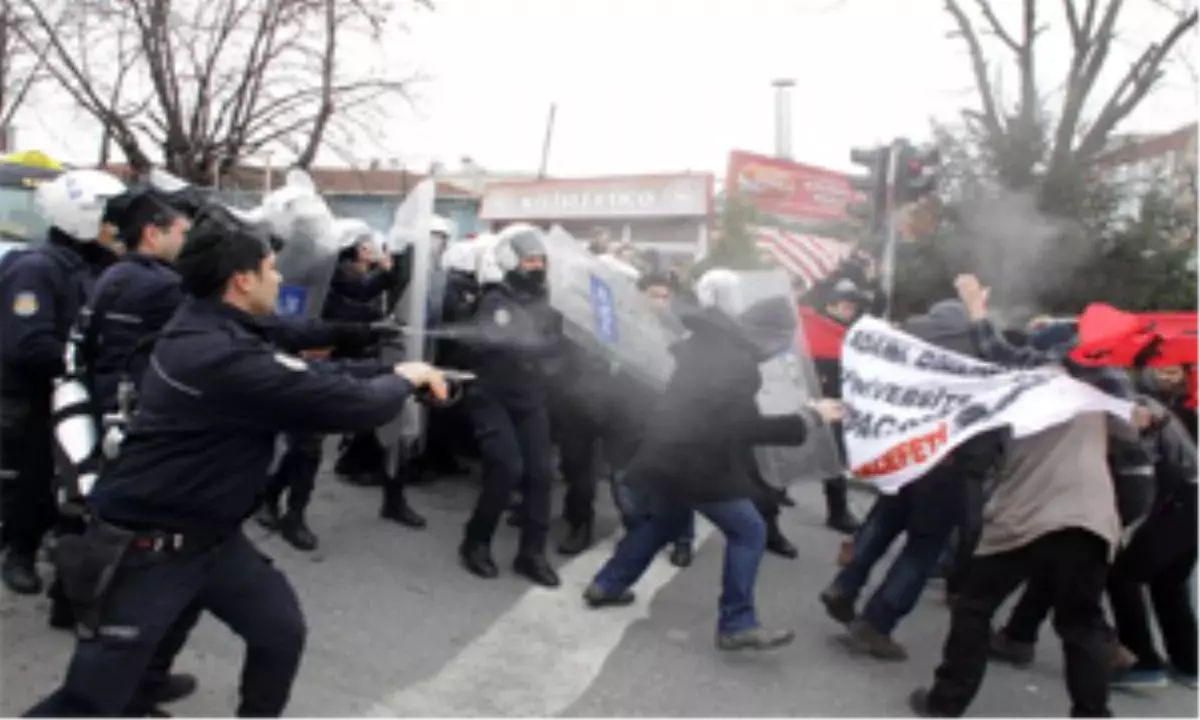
[[376, 179, 436, 458], [542, 225, 676, 390], [731, 270, 844, 488], [257, 171, 340, 319]]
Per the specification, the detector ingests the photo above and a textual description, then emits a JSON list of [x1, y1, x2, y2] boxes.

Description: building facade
[[1093, 122, 1198, 228], [478, 173, 714, 263]]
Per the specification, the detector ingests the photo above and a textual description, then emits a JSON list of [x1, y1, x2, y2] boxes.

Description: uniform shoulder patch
[[273, 352, 308, 372], [494, 308, 512, 327], [12, 291, 38, 318]]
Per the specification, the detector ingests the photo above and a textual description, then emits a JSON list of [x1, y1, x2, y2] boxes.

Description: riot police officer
[[459, 224, 561, 587], [0, 169, 125, 595], [23, 206, 449, 718]]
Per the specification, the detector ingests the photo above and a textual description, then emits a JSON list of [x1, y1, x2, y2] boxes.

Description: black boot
[[459, 541, 499, 579], [824, 481, 860, 536], [765, 520, 798, 559], [279, 513, 318, 552], [557, 521, 593, 556], [2, 552, 42, 595], [150, 673, 199, 705], [513, 554, 560, 588], [380, 482, 427, 529], [255, 499, 282, 530], [668, 542, 693, 568]]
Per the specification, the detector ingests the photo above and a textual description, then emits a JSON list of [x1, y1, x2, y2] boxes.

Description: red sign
[[726, 151, 859, 223]]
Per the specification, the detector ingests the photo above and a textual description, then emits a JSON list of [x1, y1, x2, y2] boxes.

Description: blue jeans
[[610, 472, 694, 545], [831, 490, 955, 635], [593, 496, 766, 635]]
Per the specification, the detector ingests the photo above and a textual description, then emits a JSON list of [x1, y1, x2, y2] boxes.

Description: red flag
[[1070, 303, 1198, 408], [798, 305, 846, 360]]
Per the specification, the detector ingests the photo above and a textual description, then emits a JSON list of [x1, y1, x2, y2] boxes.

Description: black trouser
[[556, 402, 603, 530], [927, 529, 1113, 718], [1107, 485, 1197, 675], [464, 390, 553, 556], [945, 477, 985, 596], [334, 432, 386, 478], [266, 433, 322, 517], [25, 531, 305, 718], [1, 397, 56, 561], [823, 422, 850, 514]]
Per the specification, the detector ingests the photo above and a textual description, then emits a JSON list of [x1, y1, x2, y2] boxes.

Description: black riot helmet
[[494, 222, 548, 295]]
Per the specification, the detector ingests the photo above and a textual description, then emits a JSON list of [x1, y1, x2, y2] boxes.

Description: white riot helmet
[[695, 268, 743, 316], [430, 214, 454, 239], [440, 236, 482, 274], [473, 233, 504, 285], [334, 217, 375, 252], [35, 169, 126, 241]]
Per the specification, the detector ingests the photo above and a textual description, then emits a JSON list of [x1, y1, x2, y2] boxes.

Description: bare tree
[[944, 0, 1197, 212], [17, 0, 431, 183], [0, 0, 62, 137]]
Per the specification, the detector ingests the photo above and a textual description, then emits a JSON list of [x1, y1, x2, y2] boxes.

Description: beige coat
[[977, 413, 1124, 560]]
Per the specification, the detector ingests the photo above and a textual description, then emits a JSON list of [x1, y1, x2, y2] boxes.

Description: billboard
[[725, 150, 860, 224], [480, 174, 713, 221]]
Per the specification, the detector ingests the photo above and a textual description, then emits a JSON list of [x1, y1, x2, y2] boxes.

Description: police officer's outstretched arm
[[330, 260, 394, 302], [207, 343, 444, 434], [0, 255, 68, 378]]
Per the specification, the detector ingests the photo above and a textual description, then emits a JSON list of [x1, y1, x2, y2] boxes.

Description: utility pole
[[771, 79, 795, 160], [538, 103, 556, 179]]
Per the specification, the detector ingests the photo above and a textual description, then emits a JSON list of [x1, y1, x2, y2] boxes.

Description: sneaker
[[844, 619, 907, 661], [1111, 668, 1169, 689], [716, 626, 795, 652]]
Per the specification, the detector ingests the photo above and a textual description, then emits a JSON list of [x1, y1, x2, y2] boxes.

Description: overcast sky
[[14, 0, 1198, 180]]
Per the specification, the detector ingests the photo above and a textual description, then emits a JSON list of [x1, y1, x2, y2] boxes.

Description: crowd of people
[[0, 166, 1194, 718]]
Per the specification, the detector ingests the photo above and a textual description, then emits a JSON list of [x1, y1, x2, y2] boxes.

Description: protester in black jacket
[[584, 297, 842, 652]]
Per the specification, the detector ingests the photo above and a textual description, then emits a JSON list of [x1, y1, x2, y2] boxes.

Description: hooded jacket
[[623, 302, 819, 506]]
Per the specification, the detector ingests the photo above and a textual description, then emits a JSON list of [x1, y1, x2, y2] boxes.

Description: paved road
[[2, 456, 1195, 717]]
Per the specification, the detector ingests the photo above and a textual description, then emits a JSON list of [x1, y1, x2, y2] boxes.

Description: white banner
[[842, 316, 1136, 494]]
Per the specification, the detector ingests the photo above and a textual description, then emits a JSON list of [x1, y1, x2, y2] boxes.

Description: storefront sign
[[481, 175, 712, 220]]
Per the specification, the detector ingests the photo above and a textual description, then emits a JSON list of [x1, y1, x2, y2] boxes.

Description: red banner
[[726, 151, 860, 224]]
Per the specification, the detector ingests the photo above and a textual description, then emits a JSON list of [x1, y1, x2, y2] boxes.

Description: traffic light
[[893, 142, 940, 205], [846, 145, 890, 234]]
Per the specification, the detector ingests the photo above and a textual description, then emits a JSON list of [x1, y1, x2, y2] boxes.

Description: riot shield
[[376, 179, 436, 456], [256, 171, 340, 319], [728, 270, 844, 488], [542, 225, 676, 390]]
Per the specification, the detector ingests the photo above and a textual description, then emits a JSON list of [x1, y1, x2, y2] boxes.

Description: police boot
[[824, 483, 860, 536], [459, 542, 499, 579], [765, 519, 798, 559], [255, 499, 282, 531], [513, 553, 560, 588], [150, 673, 198, 705], [380, 483, 427, 529], [557, 520, 593, 556], [279, 513, 318, 552], [2, 551, 42, 595]]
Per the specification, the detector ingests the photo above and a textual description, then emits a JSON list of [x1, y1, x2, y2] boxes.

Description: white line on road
[[367, 519, 718, 718]]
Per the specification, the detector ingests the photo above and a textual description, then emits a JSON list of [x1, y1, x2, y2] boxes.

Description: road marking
[[368, 519, 717, 717]]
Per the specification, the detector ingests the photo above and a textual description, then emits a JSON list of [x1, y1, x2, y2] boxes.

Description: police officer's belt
[[106, 519, 226, 554]]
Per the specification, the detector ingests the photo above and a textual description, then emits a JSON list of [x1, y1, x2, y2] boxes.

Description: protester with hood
[[819, 300, 1003, 661], [0, 169, 124, 595], [583, 295, 843, 652], [458, 223, 563, 588], [910, 275, 1153, 719]]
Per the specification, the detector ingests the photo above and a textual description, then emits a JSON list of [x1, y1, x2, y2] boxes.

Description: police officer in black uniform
[[0, 169, 125, 595], [22, 207, 448, 718], [459, 224, 561, 587]]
